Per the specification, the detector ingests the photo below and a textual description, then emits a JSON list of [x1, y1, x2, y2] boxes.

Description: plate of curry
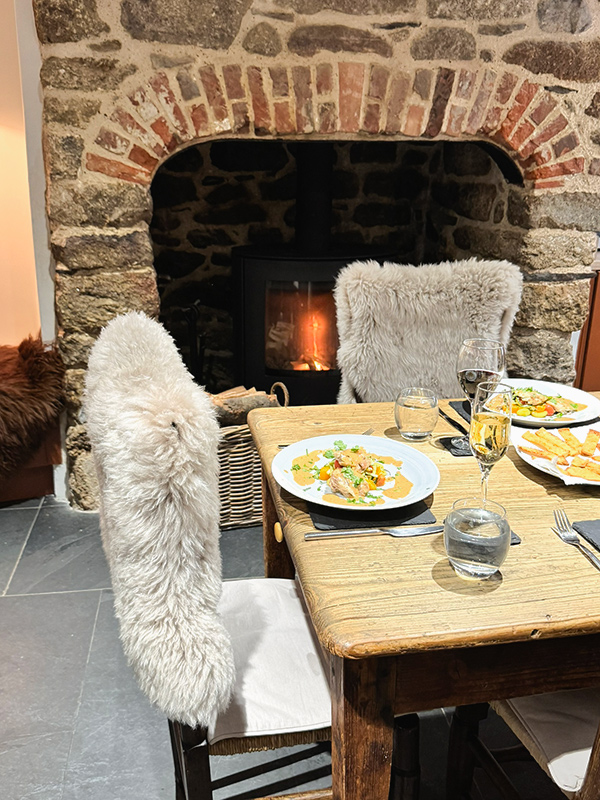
[[272, 435, 440, 511]]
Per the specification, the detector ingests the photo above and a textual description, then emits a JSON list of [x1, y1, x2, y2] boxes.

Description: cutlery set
[[305, 524, 443, 540]]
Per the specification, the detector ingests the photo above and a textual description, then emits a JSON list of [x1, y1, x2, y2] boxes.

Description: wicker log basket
[[211, 383, 289, 529]]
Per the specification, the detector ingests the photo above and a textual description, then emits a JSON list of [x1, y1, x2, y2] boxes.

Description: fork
[[553, 509, 600, 571]]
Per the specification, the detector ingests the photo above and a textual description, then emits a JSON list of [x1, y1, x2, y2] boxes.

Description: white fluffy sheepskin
[[85, 312, 235, 728], [334, 258, 523, 403]]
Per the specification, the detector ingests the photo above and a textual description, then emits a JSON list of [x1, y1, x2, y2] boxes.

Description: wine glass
[[469, 381, 512, 501], [451, 339, 506, 453]]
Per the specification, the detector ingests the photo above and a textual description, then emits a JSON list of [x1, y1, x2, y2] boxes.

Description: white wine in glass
[[469, 382, 512, 501]]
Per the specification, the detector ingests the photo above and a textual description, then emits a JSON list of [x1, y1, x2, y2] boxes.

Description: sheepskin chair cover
[[334, 258, 523, 403], [0, 336, 65, 480], [85, 312, 235, 729]]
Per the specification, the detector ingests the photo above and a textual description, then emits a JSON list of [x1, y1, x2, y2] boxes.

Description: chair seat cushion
[[209, 578, 331, 744], [500, 689, 600, 795]]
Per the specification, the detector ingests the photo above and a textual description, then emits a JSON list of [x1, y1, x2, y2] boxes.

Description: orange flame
[[291, 310, 332, 371]]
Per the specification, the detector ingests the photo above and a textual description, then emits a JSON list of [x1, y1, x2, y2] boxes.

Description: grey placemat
[[572, 520, 600, 552], [308, 500, 435, 531]]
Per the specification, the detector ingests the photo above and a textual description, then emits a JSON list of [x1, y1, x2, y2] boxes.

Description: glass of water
[[444, 497, 510, 579], [394, 387, 439, 442]]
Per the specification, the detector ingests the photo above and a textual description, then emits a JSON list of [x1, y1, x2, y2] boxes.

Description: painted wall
[[0, 0, 42, 345]]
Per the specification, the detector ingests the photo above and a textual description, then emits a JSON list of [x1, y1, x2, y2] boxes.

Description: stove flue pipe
[[294, 141, 334, 255]]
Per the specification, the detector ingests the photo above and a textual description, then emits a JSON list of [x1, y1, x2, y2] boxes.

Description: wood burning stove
[[234, 249, 341, 405], [233, 247, 397, 405], [233, 142, 396, 405]]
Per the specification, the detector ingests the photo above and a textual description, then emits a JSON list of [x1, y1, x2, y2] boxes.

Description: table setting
[[269, 340, 543, 581], [247, 357, 600, 800]]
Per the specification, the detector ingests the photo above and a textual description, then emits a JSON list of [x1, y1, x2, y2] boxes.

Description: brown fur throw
[[0, 336, 65, 480]]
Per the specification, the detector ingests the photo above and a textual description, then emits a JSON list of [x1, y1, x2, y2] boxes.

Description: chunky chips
[[517, 427, 600, 481]]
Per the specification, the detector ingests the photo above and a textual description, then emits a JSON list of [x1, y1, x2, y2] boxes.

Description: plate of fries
[[512, 424, 600, 485]]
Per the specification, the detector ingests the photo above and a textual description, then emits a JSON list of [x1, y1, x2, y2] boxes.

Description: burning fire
[[290, 311, 332, 371]]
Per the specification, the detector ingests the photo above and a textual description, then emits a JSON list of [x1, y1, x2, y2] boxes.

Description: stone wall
[[31, 0, 600, 507]]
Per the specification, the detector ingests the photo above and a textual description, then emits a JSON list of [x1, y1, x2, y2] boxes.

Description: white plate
[[271, 434, 440, 511], [503, 378, 600, 428], [512, 424, 600, 486]]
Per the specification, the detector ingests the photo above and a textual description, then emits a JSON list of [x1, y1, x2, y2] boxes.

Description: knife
[[439, 408, 469, 436], [304, 524, 443, 540]]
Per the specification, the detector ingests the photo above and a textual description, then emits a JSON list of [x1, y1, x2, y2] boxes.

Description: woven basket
[[216, 382, 289, 530], [218, 424, 263, 529]]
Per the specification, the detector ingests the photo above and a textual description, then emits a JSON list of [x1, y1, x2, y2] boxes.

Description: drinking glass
[[469, 381, 512, 501], [451, 338, 506, 453], [394, 387, 439, 441], [444, 497, 510, 579]]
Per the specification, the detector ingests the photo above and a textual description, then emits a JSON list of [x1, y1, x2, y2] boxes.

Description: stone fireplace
[[33, 0, 600, 507]]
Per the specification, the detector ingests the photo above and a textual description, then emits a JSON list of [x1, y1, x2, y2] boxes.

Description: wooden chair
[[333, 257, 523, 403], [84, 311, 417, 800], [447, 693, 600, 800]]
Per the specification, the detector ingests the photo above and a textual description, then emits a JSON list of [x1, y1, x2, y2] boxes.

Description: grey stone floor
[[0, 496, 563, 800]]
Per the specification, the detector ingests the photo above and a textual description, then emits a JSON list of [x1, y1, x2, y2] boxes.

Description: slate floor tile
[[6, 505, 109, 595], [0, 730, 72, 800], [211, 743, 331, 799], [61, 591, 174, 800], [0, 508, 38, 593], [221, 526, 265, 579], [0, 592, 100, 741], [0, 497, 43, 511]]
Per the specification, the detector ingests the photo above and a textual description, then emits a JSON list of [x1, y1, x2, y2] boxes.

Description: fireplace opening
[[149, 138, 520, 402]]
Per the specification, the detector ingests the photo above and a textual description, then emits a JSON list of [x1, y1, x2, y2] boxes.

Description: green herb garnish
[[333, 439, 346, 450], [341, 467, 362, 486]]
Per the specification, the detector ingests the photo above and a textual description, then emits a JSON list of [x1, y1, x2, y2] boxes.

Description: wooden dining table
[[247, 398, 600, 800]]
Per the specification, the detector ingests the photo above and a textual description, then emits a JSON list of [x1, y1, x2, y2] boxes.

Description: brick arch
[[85, 61, 585, 192]]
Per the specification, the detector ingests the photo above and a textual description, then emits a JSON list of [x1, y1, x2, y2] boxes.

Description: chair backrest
[[85, 311, 235, 729], [334, 257, 523, 403]]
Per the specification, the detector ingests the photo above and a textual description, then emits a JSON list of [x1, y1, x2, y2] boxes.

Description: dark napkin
[[439, 436, 474, 457], [449, 400, 471, 424], [308, 499, 435, 531], [572, 520, 600, 552]]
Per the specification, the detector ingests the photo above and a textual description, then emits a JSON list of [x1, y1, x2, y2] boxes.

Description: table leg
[[261, 472, 294, 579], [330, 655, 396, 800]]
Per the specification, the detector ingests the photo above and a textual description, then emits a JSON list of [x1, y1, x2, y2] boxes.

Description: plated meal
[[271, 434, 440, 511], [503, 379, 600, 428], [512, 424, 600, 486]]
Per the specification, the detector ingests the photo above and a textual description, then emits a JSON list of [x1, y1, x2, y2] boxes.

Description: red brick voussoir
[[80, 61, 591, 193], [86, 153, 152, 185]]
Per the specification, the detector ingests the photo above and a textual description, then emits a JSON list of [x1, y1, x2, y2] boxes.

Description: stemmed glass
[[451, 339, 506, 453], [469, 381, 512, 501]]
